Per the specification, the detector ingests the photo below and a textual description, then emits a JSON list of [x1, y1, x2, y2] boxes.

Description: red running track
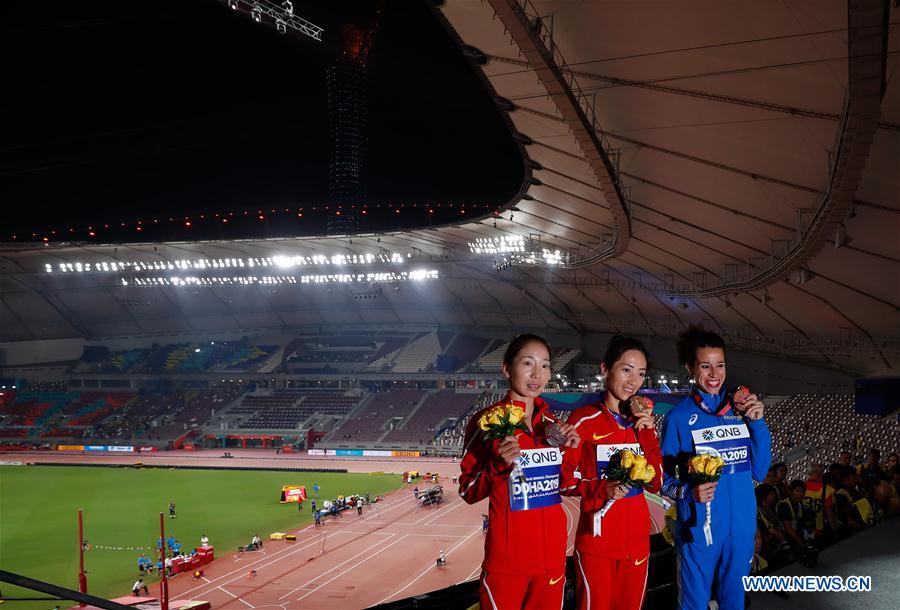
[[23, 450, 663, 609]]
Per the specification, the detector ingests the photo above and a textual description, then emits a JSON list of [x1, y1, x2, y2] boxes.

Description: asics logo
[[688, 414, 699, 425], [593, 432, 613, 440], [549, 575, 564, 585]]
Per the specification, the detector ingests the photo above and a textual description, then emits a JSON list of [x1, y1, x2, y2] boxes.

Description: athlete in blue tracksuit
[[660, 328, 771, 610]]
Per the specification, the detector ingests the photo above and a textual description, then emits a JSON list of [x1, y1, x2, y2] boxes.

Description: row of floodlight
[[493, 249, 563, 271], [468, 235, 526, 255], [45, 252, 409, 274], [125, 276, 298, 287], [120, 269, 439, 287], [299, 270, 439, 284]]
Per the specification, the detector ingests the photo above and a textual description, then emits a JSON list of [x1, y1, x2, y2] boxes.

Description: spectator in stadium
[[886, 452, 899, 471], [776, 480, 812, 553], [860, 448, 889, 489], [853, 481, 898, 527], [756, 484, 789, 566], [803, 463, 834, 544], [833, 466, 864, 538], [837, 450, 852, 468], [458, 333, 579, 610], [660, 326, 771, 610], [750, 529, 769, 575], [772, 462, 790, 501], [762, 466, 779, 493], [560, 335, 661, 610]]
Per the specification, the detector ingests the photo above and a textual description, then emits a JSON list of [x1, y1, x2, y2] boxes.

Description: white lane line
[[358, 495, 417, 524], [375, 526, 483, 606], [176, 525, 321, 595], [464, 565, 482, 582], [178, 531, 347, 597], [562, 496, 578, 554], [218, 586, 256, 608], [294, 534, 413, 602], [277, 533, 397, 600]]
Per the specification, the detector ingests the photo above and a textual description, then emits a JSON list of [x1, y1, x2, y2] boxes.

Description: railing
[[508, 0, 627, 268], [0, 569, 135, 610]]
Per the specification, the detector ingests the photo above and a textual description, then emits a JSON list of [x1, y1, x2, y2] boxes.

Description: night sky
[[2, 0, 522, 243]]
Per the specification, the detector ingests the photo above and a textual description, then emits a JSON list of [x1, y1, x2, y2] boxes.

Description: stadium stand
[[391, 332, 442, 373], [434, 391, 503, 451], [766, 394, 900, 479], [329, 389, 426, 443], [438, 334, 490, 373], [381, 390, 479, 443], [476, 341, 507, 372], [228, 389, 361, 430]]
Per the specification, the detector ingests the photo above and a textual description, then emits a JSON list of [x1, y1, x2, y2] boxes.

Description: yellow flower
[[620, 450, 635, 469], [633, 454, 647, 469], [689, 454, 708, 474], [478, 415, 490, 431], [487, 410, 503, 426], [704, 456, 724, 476], [641, 464, 656, 482], [508, 406, 526, 425]]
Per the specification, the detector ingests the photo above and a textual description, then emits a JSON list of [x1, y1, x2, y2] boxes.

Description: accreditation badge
[[508, 447, 563, 511]]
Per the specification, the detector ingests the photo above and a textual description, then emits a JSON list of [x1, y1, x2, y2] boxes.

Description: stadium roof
[[1, 0, 898, 376]]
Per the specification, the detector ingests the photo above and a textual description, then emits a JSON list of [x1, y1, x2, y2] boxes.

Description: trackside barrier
[[0, 569, 136, 610]]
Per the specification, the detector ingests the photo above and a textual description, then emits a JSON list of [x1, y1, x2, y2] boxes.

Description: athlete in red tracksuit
[[560, 336, 662, 610], [458, 333, 579, 610]]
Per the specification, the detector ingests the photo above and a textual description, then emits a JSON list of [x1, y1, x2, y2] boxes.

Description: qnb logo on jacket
[[691, 424, 751, 473], [509, 448, 562, 511]]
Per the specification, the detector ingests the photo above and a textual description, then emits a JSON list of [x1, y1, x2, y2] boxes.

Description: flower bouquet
[[687, 453, 726, 545], [595, 449, 655, 533], [479, 403, 530, 485], [477, 403, 528, 438]]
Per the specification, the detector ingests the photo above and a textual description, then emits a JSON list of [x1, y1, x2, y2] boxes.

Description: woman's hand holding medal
[[626, 396, 655, 430], [732, 387, 764, 421]]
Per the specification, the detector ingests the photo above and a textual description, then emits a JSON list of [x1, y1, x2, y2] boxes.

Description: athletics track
[[24, 450, 662, 609]]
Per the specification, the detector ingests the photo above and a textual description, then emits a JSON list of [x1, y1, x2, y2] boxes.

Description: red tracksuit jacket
[[458, 396, 567, 575], [560, 403, 662, 559]]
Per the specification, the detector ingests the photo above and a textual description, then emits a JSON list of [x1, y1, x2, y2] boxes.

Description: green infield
[[0, 465, 401, 607]]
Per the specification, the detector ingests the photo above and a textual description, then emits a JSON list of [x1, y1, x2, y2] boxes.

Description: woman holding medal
[[560, 335, 662, 610], [660, 327, 771, 610], [458, 333, 580, 609]]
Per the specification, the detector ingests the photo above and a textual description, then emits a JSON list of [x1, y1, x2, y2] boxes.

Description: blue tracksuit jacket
[[660, 391, 771, 610]]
